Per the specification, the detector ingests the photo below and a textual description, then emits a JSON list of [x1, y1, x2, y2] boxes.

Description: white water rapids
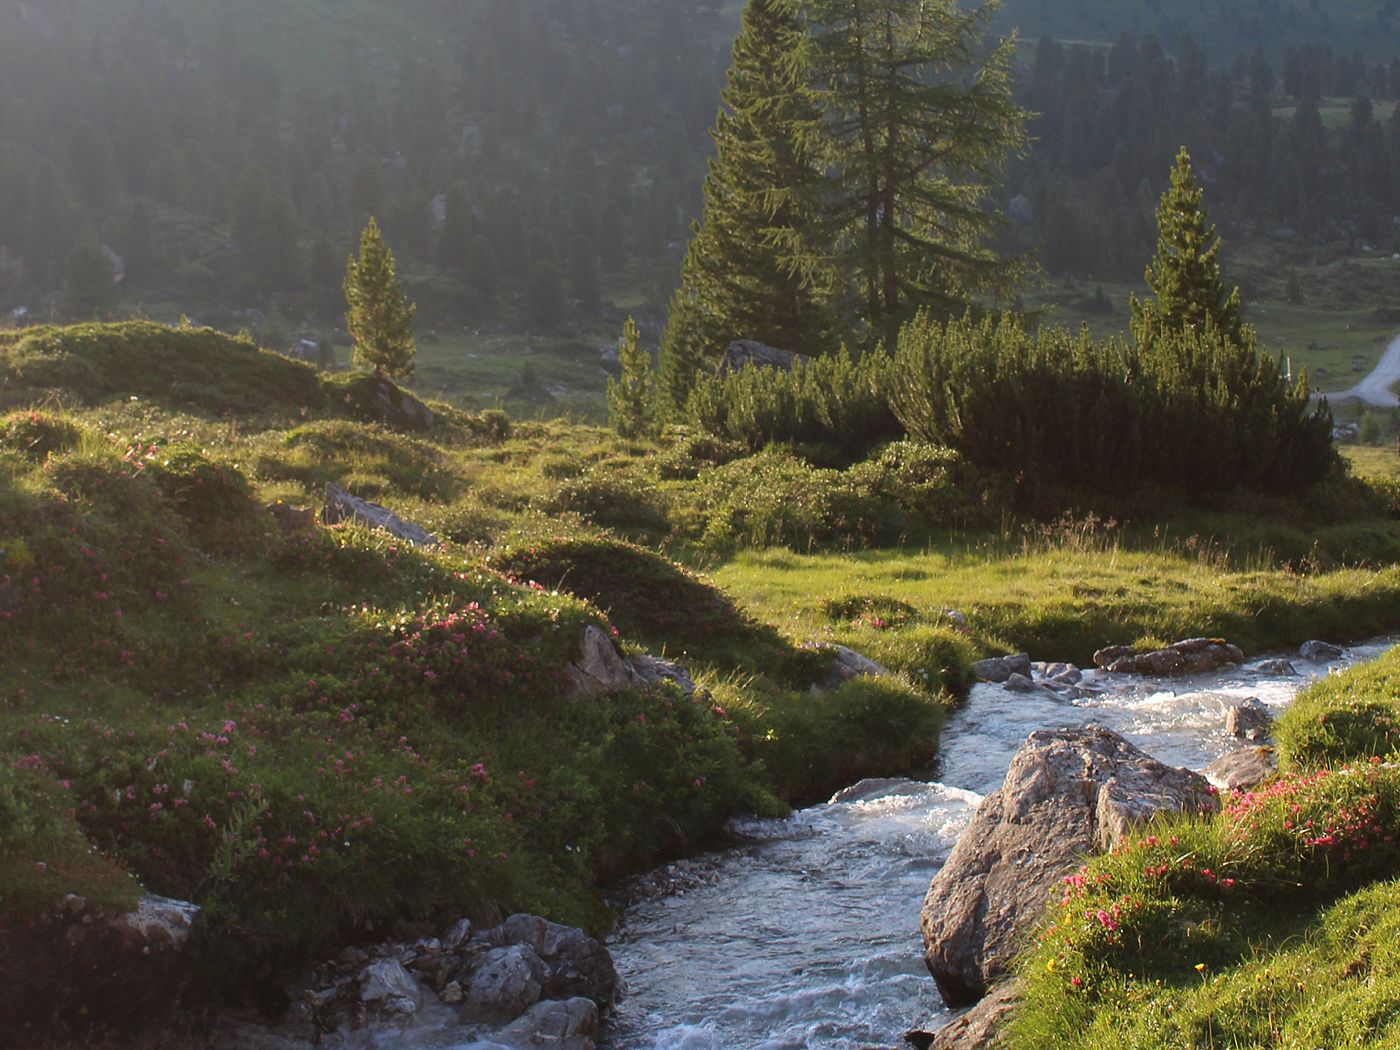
[[597, 638, 1397, 1050]]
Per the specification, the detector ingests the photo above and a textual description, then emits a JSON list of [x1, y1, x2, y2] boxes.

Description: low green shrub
[[534, 468, 671, 534], [0, 410, 84, 462], [720, 674, 947, 803], [253, 420, 463, 502], [138, 442, 265, 552], [685, 347, 900, 460]]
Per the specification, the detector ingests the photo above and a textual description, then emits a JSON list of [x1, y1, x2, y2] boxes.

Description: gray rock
[[443, 917, 474, 951], [368, 375, 435, 431], [814, 644, 890, 693], [1003, 672, 1038, 693], [629, 653, 697, 696], [1094, 638, 1244, 677], [481, 914, 619, 1009], [564, 626, 643, 698], [717, 340, 808, 374], [920, 726, 1216, 1006], [322, 482, 439, 548], [1253, 658, 1298, 675], [439, 979, 465, 1004], [0, 893, 202, 1043], [972, 653, 1032, 684], [358, 957, 424, 1017], [463, 944, 548, 1021], [1299, 640, 1345, 663], [909, 980, 1021, 1050], [1206, 747, 1276, 792], [498, 996, 600, 1050], [1226, 698, 1273, 742]]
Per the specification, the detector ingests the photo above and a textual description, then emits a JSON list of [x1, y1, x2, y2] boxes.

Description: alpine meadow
[[6, 2, 1400, 1049]]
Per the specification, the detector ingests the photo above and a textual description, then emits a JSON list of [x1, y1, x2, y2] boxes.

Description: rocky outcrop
[[369, 375, 435, 431], [717, 340, 809, 374], [1299, 640, 1345, 663], [565, 626, 697, 699], [1206, 746, 1276, 792], [972, 653, 1032, 684], [322, 483, 439, 548], [1093, 638, 1244, 677], [907, 981, 1021, 1050], [268, 913, 617, 1047], [1226, 697, 1273, 742], [920, 726, 1217, 1007], [0, 893, 202, 1045]]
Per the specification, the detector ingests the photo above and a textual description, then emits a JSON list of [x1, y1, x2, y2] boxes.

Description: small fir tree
[[608, 316, 654, 439], [344, 217, 417, 379], [1131, 148, 1243, 344]]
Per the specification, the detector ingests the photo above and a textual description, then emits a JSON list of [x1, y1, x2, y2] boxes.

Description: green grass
[[1007, 616, 1400, 1049]]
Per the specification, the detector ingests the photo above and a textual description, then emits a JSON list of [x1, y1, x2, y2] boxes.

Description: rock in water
[[1299, 640, 1345, 663], [971, 653, 1032, 684], [908, 981, 1021, 1050], [322, 483, 439, 547], [1226, 698, 1273, 741], [920, 726, 1217, 1006], [1093, 638, 1244, 677], [499, 996, 600, 1050]]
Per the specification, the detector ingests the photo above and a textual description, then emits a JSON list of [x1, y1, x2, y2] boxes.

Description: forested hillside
[[3, 0, 1400, 358]]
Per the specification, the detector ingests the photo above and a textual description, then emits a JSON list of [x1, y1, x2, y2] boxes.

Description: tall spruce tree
[[344, 217, 417, 379], [1130, 147, 1243, 344], [657, 0, 834, 416], [807, 0, 1026, 347]]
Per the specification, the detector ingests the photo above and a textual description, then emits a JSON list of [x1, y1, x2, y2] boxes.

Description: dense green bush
[[253, 420, 463, 502], [892, 313, 1335, 498], [534, 468, 671, 534], [684, 348, 900, 460]]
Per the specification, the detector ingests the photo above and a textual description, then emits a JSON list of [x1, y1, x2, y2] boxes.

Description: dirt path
[[1327, 332, 1400, 407]]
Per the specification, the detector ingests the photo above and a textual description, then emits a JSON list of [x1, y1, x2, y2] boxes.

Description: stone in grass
[[321, 482, 439, 548], [1206, 747, 1276, 793], [920, 726, 1217, 1007]]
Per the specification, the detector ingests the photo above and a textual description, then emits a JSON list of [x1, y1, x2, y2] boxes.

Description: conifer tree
[[657, 0, 834, 416], [807, 0, 1026, 346], [344, 218, 417, 379], [1130, 147, 1243, 344], [608, 316, 654, 439]]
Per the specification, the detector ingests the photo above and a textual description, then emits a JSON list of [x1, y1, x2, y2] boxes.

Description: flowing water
[[598, 639, 1396, 1050]]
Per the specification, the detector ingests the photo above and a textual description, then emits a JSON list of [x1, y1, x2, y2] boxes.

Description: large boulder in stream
[[1093, 637, 1244, 677], [920, 726, 1217, 1006]]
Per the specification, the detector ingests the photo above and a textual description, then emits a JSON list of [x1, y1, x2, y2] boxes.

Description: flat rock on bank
[[920, 726, 1217, 1007]]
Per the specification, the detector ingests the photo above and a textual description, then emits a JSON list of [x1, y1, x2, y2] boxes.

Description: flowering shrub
[[1014, 763, 1400, 1047], [0, 410, 83, 462]]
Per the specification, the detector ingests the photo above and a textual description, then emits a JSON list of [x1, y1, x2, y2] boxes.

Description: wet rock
[[322, 482, 439, 548], [498, 996, 600, 1049], [482, 914, 620, 1008], [463, 943, 549, 1021], [1094, 638, 1244, 677], [1206, 747, 1276, 792], [1226, 698, 1273, 742], [1299, 640, 1344, 663], [1002, 672, 1039, 693], [972, 653, 1032, 684], [920, 726, 1217, 1006], [1253, 658, 1298, 676], [814, 645, 890, 693], [908, 981, 1020, 1049]]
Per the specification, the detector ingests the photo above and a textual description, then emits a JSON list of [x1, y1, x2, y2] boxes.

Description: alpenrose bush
[[1013, 762, 1400, 1045], [10, 594, 759, 963]]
